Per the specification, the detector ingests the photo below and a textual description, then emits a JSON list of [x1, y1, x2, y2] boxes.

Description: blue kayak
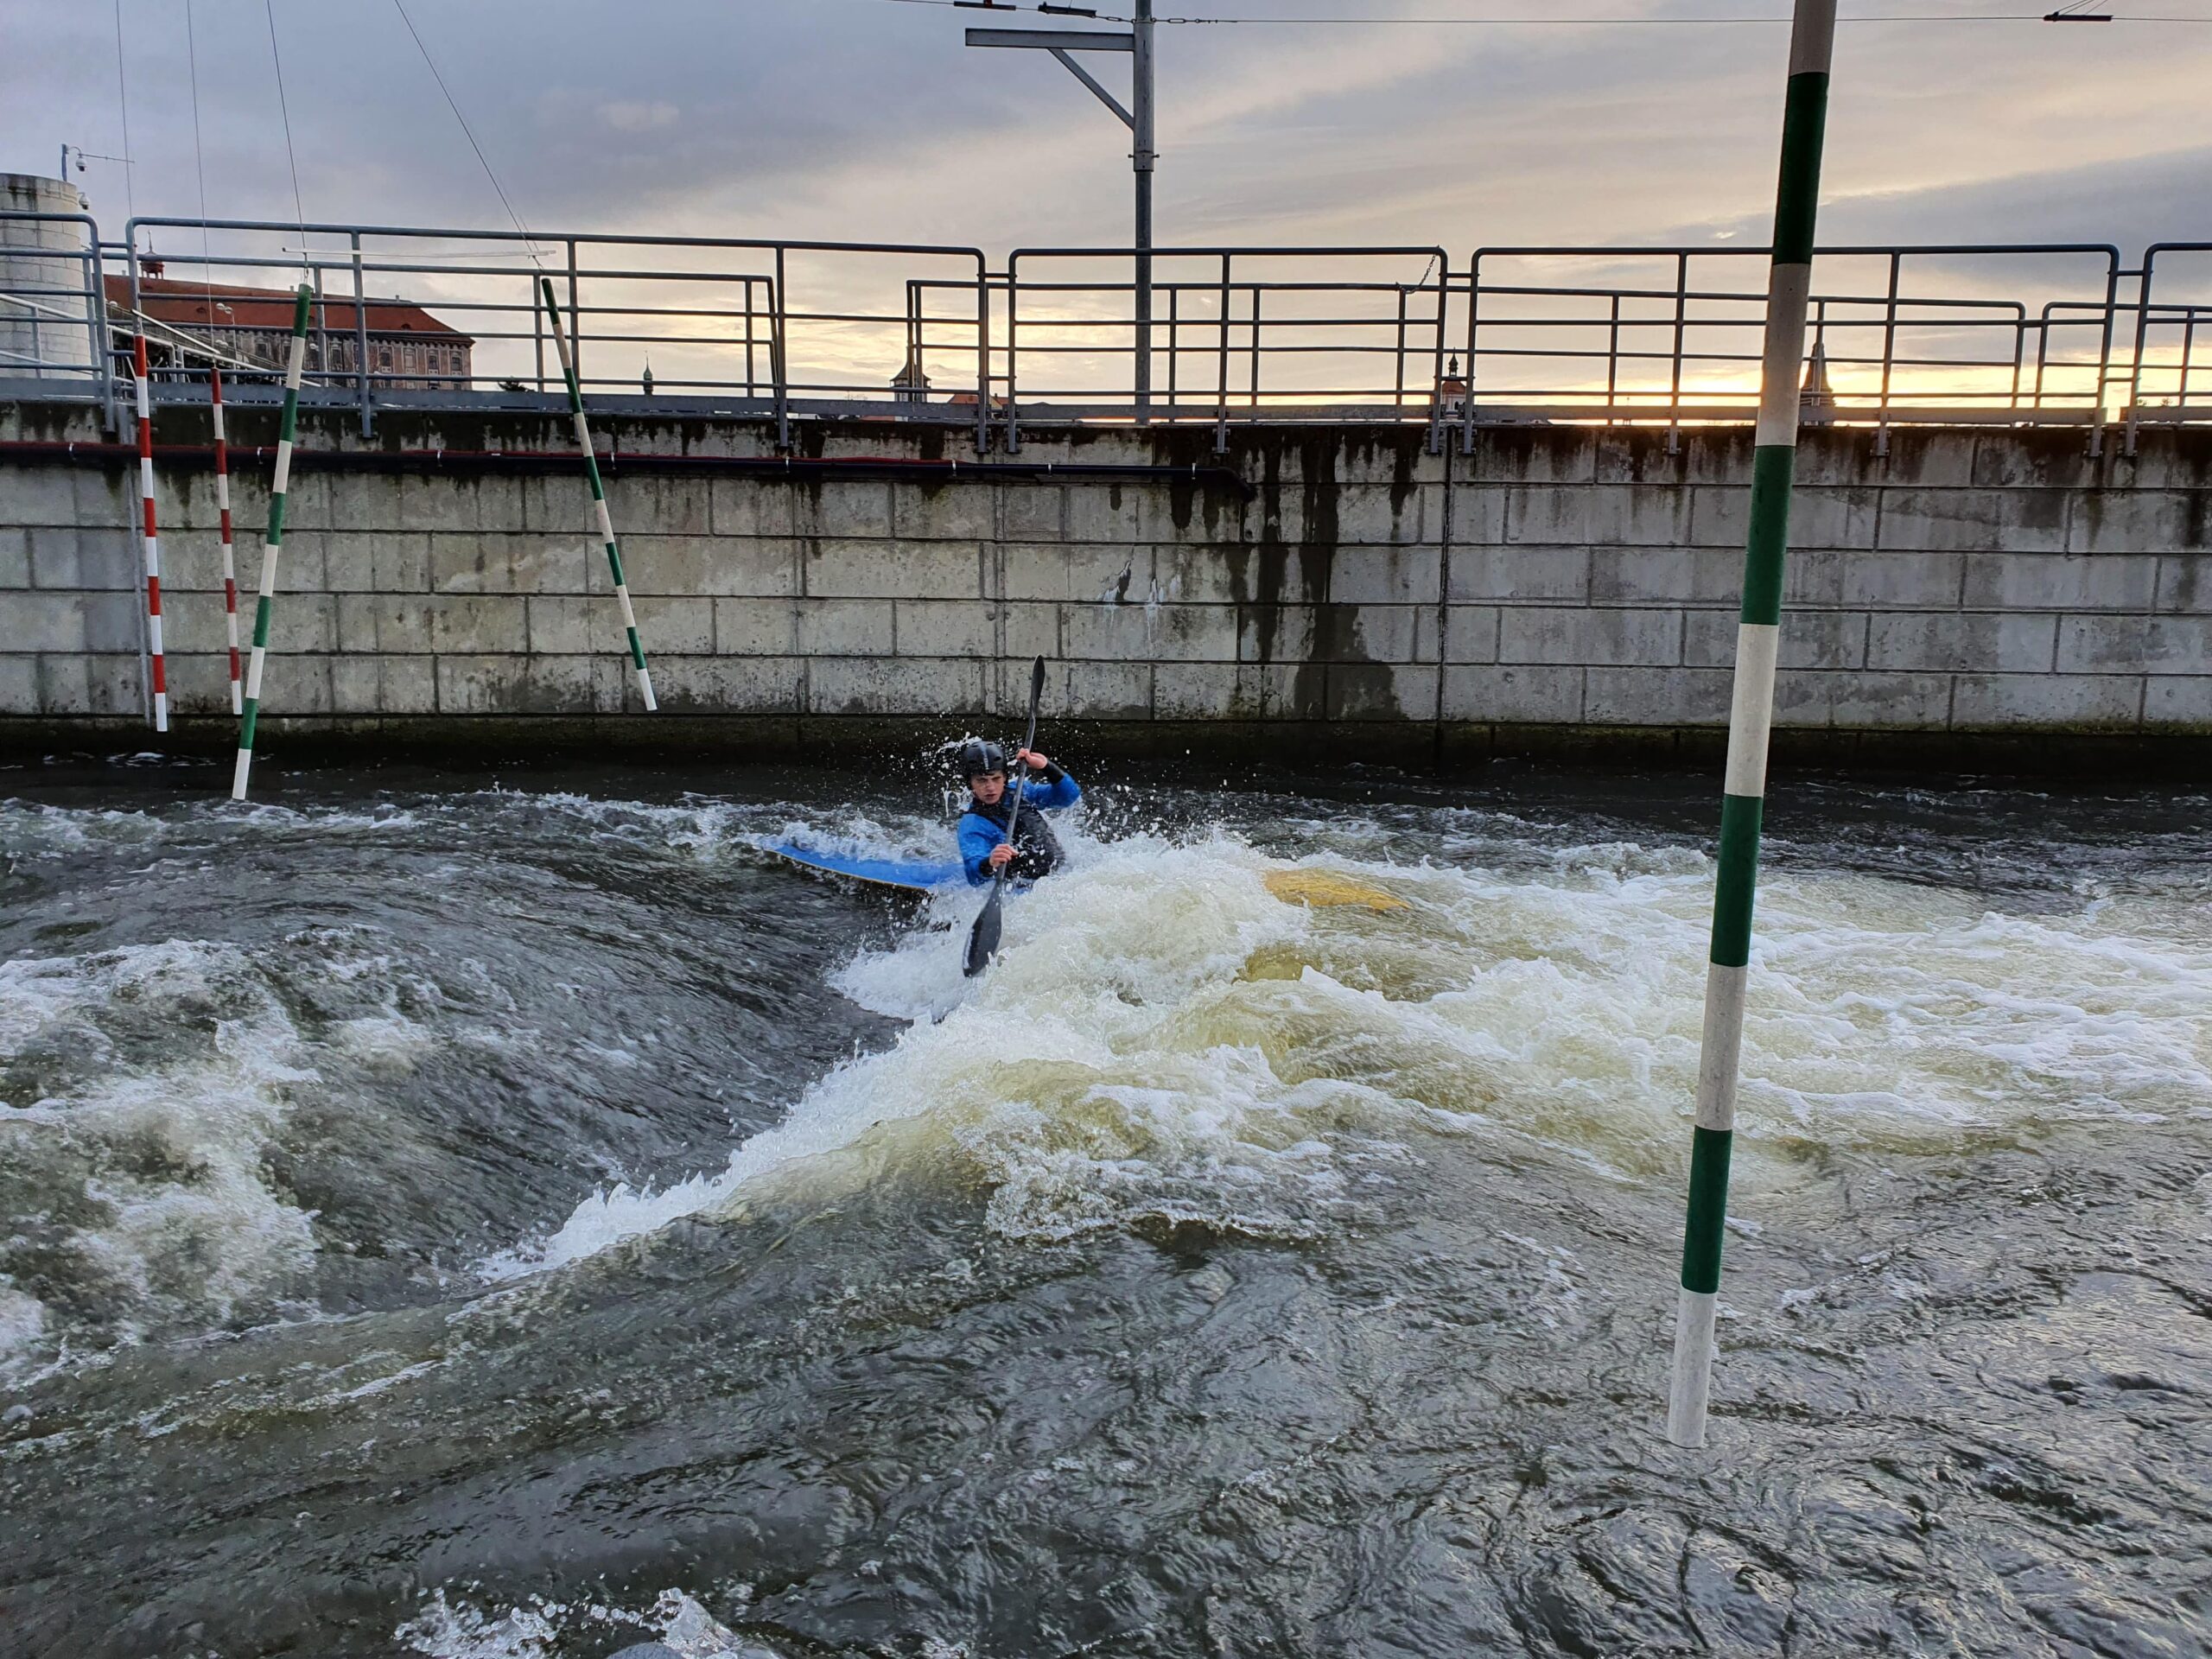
[[760, 838, 965, 893]]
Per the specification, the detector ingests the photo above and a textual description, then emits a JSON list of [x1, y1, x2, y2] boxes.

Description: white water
[[491, 813, 2212, 1281], [0, 932, 441, 1379], [397, 1586, 760, 1658]]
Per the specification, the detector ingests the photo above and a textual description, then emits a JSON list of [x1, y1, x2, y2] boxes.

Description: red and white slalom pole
[[132, 334, 169, 734], [210, 364, 242, 714]]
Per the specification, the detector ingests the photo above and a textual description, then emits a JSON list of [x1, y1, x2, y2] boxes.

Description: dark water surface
[[2, 759, 2207, 1657]]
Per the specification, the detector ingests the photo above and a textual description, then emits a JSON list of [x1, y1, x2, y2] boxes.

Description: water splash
[[486, 814, 2212, 1281]]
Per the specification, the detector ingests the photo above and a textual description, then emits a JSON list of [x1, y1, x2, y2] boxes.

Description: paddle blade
[[963, 884, 1005, 977]]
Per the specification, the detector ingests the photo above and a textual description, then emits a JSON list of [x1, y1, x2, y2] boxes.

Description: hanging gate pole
[[232, 286, 314, 802], [132, 336, 168, 734], [538, 275, 657, 712], [211, 364, 242, 714], [1667, 0, 1837, 1450]]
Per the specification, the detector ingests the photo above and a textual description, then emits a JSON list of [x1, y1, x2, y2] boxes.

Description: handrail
[[2, 211, 2206, 450]]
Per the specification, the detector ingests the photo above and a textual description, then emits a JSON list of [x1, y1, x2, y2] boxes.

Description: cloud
[[2, 0, 2205, 268], [598, 100, 680, 135]]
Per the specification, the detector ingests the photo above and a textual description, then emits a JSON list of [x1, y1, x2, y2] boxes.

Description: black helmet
[[956, 738, 1007, 780]]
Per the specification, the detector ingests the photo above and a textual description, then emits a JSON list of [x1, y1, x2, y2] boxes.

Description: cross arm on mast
[[964, 10, 1156, 425], [962, 29, 1138, 128], [1049, 47, 1134, 128], [963, 27, 1132, 49]]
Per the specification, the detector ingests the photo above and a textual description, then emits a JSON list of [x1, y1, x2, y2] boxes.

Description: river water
[[2, 758, 2207, 1658]]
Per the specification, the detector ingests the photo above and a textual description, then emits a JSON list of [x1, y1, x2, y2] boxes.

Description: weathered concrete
[[3, 397, 2209, 772]]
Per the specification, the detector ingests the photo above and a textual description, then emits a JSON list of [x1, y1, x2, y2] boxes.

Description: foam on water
[[492, 818, 2212, 1281], [397, 1586, 757, 1658], [0, 932, 445, 1377]]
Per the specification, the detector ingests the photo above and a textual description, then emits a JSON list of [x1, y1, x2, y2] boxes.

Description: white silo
[[0, 173, 98, 382]]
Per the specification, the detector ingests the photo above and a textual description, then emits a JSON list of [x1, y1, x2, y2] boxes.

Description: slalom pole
[[211, 364, 242, 714], [538, 274, 656, 711], [1667, 0, 1837, 1450], [232, 286, 314, 802], [132, 335, 168, 734]]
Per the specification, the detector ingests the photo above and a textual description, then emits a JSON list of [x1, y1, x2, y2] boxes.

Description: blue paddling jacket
[[957, 765, 1081, 886]]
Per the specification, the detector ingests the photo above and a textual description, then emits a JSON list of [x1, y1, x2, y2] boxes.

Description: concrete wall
[[4, 398, 2209, 769]]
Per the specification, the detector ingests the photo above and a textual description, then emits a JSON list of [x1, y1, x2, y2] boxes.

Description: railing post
[[2121, 250, 2153, 460], [565, 238, 582, 394], [1005, 258, 1022, 454], [743, 276, 756, 399], [974, 257, 990, 456], [1875, 251, 1900, 457], [1606, 292, 1622, 425], [1460, 253, 1480, 455], [1132, 0, 1155, 425], [351, 233, 372, 435], [1425, 258, 1448, 454], [308, 262, 325, 392], [772, 244, 790, 451], [2007, 302, 2027, 414], [309, 262, 329, 397], [1248, 284, 1262, 408], [123, 220, 146, 435], [1668, 0, 1837, 1452], [2030, 308, 2048, 410], [1668, 250, 1688, 455], [1394, 284, 1408, 410], [86, 226, 118, 433], [1214, 252, 1230, 453], [1167, 282, 1180, 412]]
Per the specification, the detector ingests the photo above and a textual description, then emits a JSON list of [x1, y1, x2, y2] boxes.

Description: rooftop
[[102, 276, 474, 343]]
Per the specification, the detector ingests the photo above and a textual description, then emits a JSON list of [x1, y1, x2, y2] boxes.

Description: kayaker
[[955, 739, 1081, 887]]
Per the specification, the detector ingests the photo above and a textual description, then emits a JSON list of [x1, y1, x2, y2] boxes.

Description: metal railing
[[110, 218, 994, 452], [0, 210, 116, 423], [999, 246, 1448, 451], [1455, 244, 2129, 454], [2, 208, 2208, 454], [2127, 244, 2212, 441]]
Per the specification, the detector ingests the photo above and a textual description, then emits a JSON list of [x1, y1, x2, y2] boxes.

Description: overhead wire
[[186, 0, 216, 307], [264, 0, 310, 264], [1141, 7, 2204, 22], [111, 0, 137, 222], [851, 0, 2209, 21], [389, 0, 547, 264]]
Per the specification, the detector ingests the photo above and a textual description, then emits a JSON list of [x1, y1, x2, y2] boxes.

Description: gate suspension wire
[[187, 0, 244, 713]]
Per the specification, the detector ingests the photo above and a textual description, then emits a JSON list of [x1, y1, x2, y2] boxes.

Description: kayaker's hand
[[988, 842, 1016, 871], [1015, 749, 1048, 771]]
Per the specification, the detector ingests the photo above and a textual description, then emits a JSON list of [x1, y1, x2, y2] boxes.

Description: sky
[[4, 0, 2207, 397]]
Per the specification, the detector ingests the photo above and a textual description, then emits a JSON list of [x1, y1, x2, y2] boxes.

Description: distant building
[[102, 268, 474, 390]]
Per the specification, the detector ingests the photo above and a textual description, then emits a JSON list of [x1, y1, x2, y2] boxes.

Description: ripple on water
[[1, 770, 2207, 1659]]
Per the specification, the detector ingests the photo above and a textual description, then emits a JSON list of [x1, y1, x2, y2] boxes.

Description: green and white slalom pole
[[232, 285, 314, 802], [1667, 0, 1836, 1450], [538, 276, 656, 711]]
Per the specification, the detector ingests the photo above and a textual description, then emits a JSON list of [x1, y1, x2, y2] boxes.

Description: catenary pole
[[538, 275, 657, 712], [131, 334, 168, 733], [1667, 0, 1837, 1450], [232, 285, 313, 802], [961, 21, 1153, 425], [210, 364, 242, 714]]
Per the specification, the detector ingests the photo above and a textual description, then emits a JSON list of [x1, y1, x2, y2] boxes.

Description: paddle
[[963, 657, 1048, 978]]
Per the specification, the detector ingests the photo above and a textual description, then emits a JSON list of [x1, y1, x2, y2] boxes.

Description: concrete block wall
[[2, 398, 2208, 766]]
